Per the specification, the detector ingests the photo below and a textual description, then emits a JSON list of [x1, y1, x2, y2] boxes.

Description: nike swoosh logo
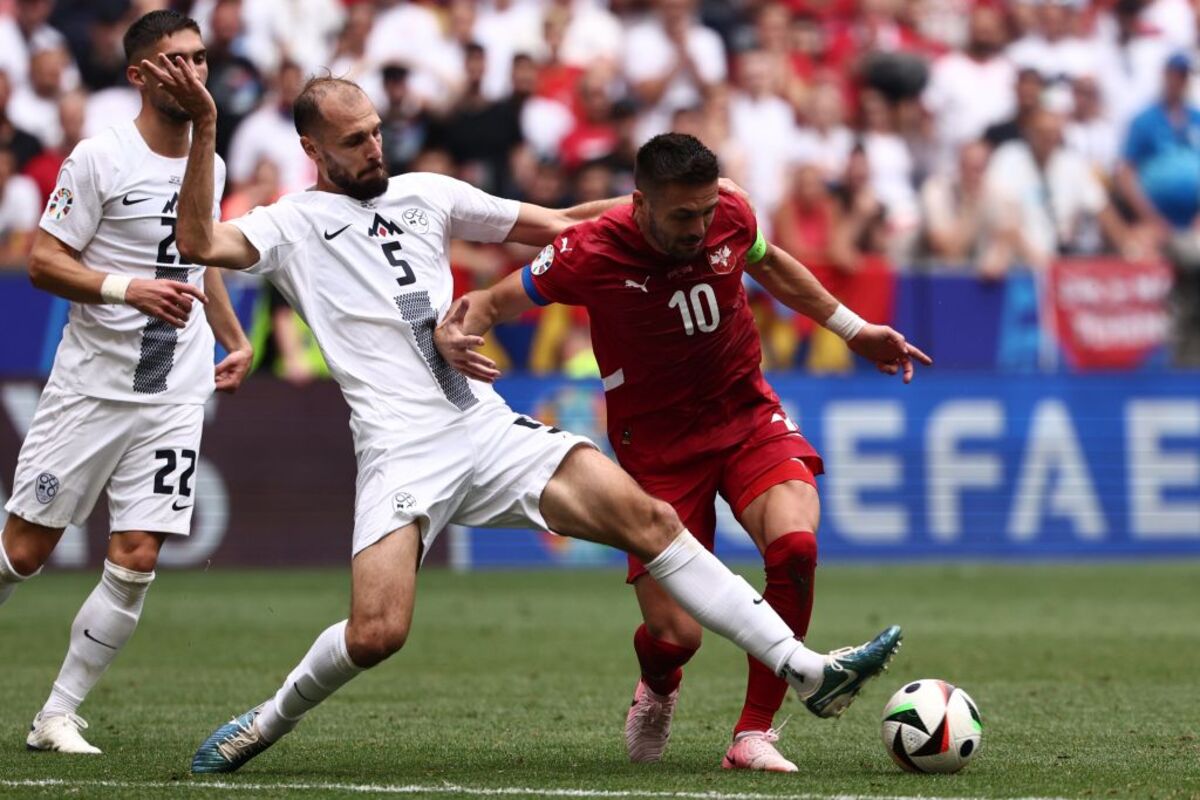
[[122, 194, 151, 206], [83, 629, 117, 650], [324, 224, 352, 240], [752, 597, 765, 605], [172, 499, 193, 511]]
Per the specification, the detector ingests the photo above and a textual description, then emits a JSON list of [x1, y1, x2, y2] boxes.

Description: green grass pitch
[[0, 563, 1197, 799]]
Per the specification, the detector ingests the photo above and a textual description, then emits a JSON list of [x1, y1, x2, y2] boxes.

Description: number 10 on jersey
[[668, 283, 720, 336]]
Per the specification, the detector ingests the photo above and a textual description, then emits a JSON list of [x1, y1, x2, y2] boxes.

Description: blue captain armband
[[522, 265, 551, 306]]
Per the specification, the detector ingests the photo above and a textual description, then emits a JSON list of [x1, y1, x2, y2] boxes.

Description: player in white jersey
[[143, 57, 901, 775], [0, 11, 252, 755]]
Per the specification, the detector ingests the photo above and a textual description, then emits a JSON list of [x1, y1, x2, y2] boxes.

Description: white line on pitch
[[0, 778, 1072, 800]]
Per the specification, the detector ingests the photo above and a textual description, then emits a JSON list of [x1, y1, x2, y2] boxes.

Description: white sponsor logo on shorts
[[35, 472, 60, 504]]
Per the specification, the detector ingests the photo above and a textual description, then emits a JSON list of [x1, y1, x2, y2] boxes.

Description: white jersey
[[39, 120, 226, 405], [231, 173, 520, 451]]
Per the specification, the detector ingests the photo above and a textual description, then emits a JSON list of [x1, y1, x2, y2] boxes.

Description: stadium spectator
[[730, 49, 797, 222], [793, 82, 854, 183], [922, 3, 1015, 167], [984, 107, 1140, 273], [740, 2, 809, 113], [696, 84, 750, 200], [0, 144, 39, 269], [65, 0, 129, 92], [204, 0, 266, 159], [326, 1, 380, 108], [858, 88, 918, 254], [9, 45, 69, 147], [379, 64, 432, 177], [227, 59, 314, 194], [1117, 53, 1200, 234], [623, 0, 727, 144], [0, 69, 43, 168], [0, 0, 78, 93], [553, 0, 624, 72], [365, 0, 459, 110], [573, 158, 617, 204], [558, 69, 619, 172], [474, 0, 541, 101], [831, 144, 891, 270], [772, 161, 838, 269], [919, 139, 996, 268], [435, 45, 528, 195], [22, 88, 84, 203], [1006, 0, 1093, 85], [984, 67, 1046, 148], [1066, 75, 1120, 176], [1095, 0, 1173, 139]]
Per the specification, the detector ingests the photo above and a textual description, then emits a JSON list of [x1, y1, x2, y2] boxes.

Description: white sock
[[0, 541, 39, 607], [41, 560, 154, 717], [256, 620, 363, 742], [644, 531, 826, 694]]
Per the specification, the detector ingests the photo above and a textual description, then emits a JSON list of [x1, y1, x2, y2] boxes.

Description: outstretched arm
[[748, 242, 932, 382], [435, 270, 539, 383], [505, 178, 752, 247], [505, 197, 630, 247], [141, 53, 260, 270]]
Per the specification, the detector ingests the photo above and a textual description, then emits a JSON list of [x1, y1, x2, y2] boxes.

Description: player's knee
[[108, 535, 163, 574], [1, 521, 56, 576], [346, 618, 409, 668], [637, 499, 684, 550], [646, 617, 703, 653]]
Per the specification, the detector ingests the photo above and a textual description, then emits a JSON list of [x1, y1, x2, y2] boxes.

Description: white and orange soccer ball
[[881, 679, 982, 774]]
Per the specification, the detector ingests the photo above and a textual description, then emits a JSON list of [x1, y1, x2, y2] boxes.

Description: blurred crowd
[[2, 0, 1199, 373]]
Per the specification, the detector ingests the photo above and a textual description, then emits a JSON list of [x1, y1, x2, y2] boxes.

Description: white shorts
[[4, 385, 204, 535], [353, 401, 594, 558]]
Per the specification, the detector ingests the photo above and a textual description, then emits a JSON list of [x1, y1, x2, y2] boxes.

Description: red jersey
[[523, 190, 779, 457]]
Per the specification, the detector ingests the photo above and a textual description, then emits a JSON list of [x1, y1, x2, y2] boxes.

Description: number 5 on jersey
[[669, 283, 720, 335]]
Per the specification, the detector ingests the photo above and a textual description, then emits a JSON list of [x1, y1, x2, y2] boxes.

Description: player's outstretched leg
[[192, 527, 415, 774], [539, 448, 901, 719], [794, 625, 902, 718]]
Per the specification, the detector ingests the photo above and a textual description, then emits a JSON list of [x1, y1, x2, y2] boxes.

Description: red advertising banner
[[1046, 257, 1173, 370]]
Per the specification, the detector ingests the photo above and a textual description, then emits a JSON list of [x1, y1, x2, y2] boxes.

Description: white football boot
[[26, 712, 102, 754]]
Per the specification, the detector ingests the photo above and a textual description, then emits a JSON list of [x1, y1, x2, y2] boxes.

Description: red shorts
[[619, 402, 823, 583]]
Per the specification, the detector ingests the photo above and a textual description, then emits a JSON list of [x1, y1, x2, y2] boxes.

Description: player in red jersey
[[436, 134, 929, 771]]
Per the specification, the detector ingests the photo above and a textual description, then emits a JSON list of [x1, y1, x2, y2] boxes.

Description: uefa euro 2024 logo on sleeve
[[46, 187, 73, 220], [35, 472, 60, 504]]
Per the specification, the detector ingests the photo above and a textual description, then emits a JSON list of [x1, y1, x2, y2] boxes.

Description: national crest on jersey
[[707, 243, 734, 274], [37, 120, 225, 406]]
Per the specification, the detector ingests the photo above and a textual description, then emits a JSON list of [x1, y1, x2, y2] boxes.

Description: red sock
[[633, 623, 698, 696], [734, 531, 818, 734]]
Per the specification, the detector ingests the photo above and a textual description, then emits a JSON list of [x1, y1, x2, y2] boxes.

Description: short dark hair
[[123, 10, 200, 65], [634, 133, 720, 194], [293, 75, 364, 136]]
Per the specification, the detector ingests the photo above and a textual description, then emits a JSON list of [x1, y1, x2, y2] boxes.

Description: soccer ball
[[881, 679, 982, 773]]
